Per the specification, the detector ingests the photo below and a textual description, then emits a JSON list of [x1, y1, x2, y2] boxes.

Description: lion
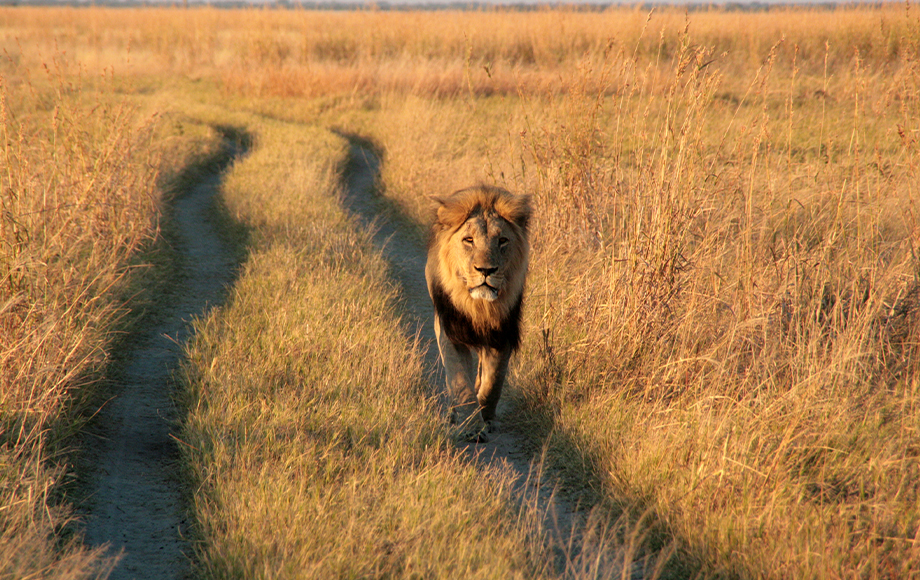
[[425, 185, 532, 442]]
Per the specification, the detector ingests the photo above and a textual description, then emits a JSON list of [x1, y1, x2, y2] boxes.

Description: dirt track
[[80, 130, 611, 578], [82, 139, 243, 580], [336, 135, 583, 572]]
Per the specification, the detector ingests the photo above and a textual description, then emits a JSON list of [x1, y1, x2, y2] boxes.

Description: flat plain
[[1, 4, 919, 579]]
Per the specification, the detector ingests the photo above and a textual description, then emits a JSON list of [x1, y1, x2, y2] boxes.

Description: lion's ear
[[496, 193, 533, 234], [515, 194, 533, 232], [436, 202, 469, 228], [429, 195, 453, 228]]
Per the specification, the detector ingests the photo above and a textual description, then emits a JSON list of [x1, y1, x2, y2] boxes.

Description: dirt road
[[79, 128, 628, 578], [82, 136, 245, 580], [336, 134, 585, 573]]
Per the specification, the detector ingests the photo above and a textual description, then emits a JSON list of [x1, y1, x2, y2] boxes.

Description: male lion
[[425, 185, 532, 442]]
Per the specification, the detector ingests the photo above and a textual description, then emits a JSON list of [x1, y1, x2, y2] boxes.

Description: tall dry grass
[[509, 13, 920, 579], [173, 115, 577, 579], [3, 5, 916, 98], [276, 6, 919, 577], [0, 53, 168, 578], [2, 4, 918, 578]]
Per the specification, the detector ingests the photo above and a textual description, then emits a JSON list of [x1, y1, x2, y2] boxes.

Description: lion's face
[[426, 186, 531, 333], [450, 211, 516, 303]]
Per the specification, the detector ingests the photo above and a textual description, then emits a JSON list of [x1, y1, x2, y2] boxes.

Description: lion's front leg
[[475, 346, 512, 425], [433, 313, 486, 439]]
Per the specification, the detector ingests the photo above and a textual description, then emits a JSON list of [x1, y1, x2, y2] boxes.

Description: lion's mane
[[426, 185, 532, 352]]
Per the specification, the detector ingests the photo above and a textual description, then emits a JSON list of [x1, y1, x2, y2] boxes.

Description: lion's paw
[[456, 427, 490, 444], [449, 411, 490, 443]]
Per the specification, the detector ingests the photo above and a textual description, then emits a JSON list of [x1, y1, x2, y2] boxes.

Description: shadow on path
[[334, 130, 438, 370], [81, 126, 252, 580], [332, 129, 605, 576]]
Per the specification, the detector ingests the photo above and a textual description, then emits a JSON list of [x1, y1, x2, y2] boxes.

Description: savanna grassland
[[2, 4, 919, 579]]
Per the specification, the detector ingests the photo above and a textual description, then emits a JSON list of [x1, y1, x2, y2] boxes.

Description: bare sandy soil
[[81, 144, 242, 580]]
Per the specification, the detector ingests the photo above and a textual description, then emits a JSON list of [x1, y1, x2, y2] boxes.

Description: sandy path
[[336, 135, 583, 573], [82, 140, 243, 580], [78, 128, 627, 578]]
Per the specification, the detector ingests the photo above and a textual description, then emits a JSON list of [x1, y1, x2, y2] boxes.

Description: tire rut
[[81, 131, 248, 580], [335, 133, 585, 575]]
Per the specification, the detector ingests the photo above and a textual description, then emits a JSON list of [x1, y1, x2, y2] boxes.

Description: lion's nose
[[475, 266, 498, 277]]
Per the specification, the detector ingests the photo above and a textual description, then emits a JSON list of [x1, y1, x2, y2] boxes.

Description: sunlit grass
[[2, 4, 918, 578], [342, 10, 920, 577], [0, 52, 170, 578], [175, 116, 564, 579]]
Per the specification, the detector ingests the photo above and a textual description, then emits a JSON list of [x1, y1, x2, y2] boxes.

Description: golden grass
[[2, 4, 919, 579], [330, 9, 920, 578], [0, 54, 169, 577], [3, 5, 916, 97], [174, 115, 567, 579]]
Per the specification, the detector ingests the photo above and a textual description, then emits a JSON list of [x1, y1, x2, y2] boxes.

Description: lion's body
[[425, 185, 532, 441]]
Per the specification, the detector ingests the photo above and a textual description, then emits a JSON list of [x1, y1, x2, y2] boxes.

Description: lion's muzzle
[[469, 284, 499, 301]]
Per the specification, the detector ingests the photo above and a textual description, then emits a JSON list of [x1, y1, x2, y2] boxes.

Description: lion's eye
[[462, 237, 474, 245], [499, 237, 509, 246]]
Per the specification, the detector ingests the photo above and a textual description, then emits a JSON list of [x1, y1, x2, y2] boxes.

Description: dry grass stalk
[[2, 4, 919, 578], [1, 55, 163, 578]]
